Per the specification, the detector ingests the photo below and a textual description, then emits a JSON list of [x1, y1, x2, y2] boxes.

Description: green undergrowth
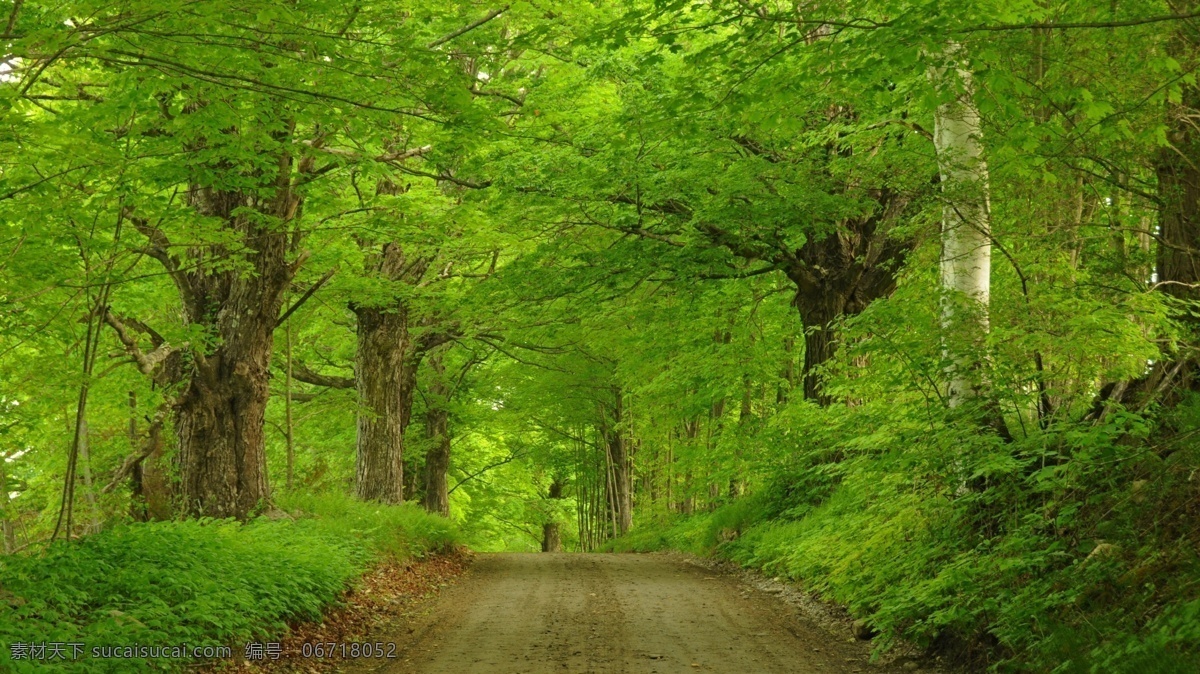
[[607, 405, 1200, 674], [0, 493, 457, 673]]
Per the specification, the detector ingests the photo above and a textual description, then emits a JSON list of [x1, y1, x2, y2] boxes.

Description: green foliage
[[4, 1, 1200, 672], [610, 401, 1200, 673], [0, 494, 457, 672]]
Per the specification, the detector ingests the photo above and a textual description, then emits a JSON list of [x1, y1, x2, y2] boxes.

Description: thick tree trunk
[[541, 521, 562, 552], [351, 242, 431, 504], [138, 417, 173, 521], [794, 293, 843, 406], [930, 44, 993, 408], [422, 355, 452, 517], [175, 247, 288, 519], [422, 407, 450, 515], [606, 437, 632, 535], [354, 304, 416, 504], [785, 197, 911, 406], [542, 479, 564, 552], [127, 392, 147, 522], [403, 453, 423, 504], [135, 145, 303, 519], [177, 322, 276, 518]]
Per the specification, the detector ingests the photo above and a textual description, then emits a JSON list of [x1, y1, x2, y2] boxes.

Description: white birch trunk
[[930, 44, 992, 408], [1, 453, 15, 553]]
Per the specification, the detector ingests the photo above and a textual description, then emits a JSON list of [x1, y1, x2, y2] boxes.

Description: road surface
[[343, 552, 905, 674]]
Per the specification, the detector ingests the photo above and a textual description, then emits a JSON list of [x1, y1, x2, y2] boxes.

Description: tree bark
[[139, 416, 173, 520], [284, 318, 295, 491], [680, 417, 699, 515], [930, 43, 993, 408], [173, 232, 290, 520], [422, 353, 452, 517], [176, 338, 275, 519], [777, 336, 796, 404], [542, 479, 564, 552], [127, 392, 147, 522], [1154, 6, 1200, 393], [353, 302, 417, 504], [1, 450, 15, 553], [784, 191, 912, 405], [602, 392, 633, 535], [792, 291, 845, 406], [351, 242, 430, 504], [76, 418, 100, 533], [132, 142, 303, 519]]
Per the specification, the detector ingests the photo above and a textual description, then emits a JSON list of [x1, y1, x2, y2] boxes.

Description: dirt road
[[343, 552, 913, 674]]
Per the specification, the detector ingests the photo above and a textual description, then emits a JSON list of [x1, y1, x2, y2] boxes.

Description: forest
[[1, 0, 1199, 672]]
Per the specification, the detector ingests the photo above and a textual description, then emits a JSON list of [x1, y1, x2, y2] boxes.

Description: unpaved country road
[[344, 553, 907, 674]]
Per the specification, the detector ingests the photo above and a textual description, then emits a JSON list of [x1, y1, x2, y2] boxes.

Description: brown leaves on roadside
[[207, 548, 473, 673]]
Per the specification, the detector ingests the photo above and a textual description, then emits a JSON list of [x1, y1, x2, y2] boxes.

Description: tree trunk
[[930, 43, 993, 408], [785, 199, 910, 406], [351, 242, 430, 504], [793, 290, 844, 406], [138, 148, 303, 520], [422, 353, 451, 516], [175, 261, 286, 519], [777, 336, 796, 404], [422, 407, 450, 515], [680, 417, 698, 515], [542, 479, 564, 552], [176, 333, 275, 518], [0, 515, 13, 554], [0, 450, 14, 553], [127, 392, 147, 522], [284, 318, 295, 491], [77, 418, 100, 533], [602, 392, 633, 535], [353, 304, 416, 504], [1154, 9, 1200, 392], [139, 416, 173, 521]]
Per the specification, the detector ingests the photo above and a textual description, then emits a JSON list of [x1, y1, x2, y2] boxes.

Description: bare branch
[[276, 266, 336, 329], [103, 310, 178, 376], [961, 11, 1200, 32], [448, 450, 528, 494], [291, 362, 354, 389]]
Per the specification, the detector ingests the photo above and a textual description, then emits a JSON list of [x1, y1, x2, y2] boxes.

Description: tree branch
[[291, 362, 354, 389], [960, 11, 1200, 32], [125, 209, 200, 311], [428, 6, 509, 48], [276, 267, 336, 328], [448, 451, 528, 494], [101, 409, 166, 494], [103, 310, 178, 376]]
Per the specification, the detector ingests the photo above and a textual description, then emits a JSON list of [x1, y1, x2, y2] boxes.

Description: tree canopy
[[3, 1, 1200, 671]]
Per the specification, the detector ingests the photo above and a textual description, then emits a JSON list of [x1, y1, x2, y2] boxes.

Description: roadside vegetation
[[0, 496, 456, 672]]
